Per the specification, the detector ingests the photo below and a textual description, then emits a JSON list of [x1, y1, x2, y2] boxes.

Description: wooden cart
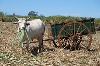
[[49, 18, 95, 50]]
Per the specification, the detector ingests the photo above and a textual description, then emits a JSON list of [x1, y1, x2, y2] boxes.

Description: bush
[[2, 17, 16, 22]]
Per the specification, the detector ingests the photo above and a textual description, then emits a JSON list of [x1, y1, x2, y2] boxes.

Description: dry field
[[0, 21, 100, 66]]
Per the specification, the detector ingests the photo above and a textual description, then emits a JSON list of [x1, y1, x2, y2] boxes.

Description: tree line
[[0, 11, 100, 24]]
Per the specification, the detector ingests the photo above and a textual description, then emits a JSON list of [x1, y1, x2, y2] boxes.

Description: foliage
[[0, 12, 4, 17], [28, 11, 38, 17], [0, 12, 4, 21], [2, 17, 16, 22], [0, 11, 100, 23], [95, 18, 100, 23]]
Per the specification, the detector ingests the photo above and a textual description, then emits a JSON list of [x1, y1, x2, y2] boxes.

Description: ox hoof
[[31, 47, 38, 56]]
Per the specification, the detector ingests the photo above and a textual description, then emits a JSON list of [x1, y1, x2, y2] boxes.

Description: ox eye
[[18, 22, 21, 23], [26, 23, 30, 25]]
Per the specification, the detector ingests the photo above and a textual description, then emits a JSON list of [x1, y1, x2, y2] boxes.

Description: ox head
[[14, 16, 30, 32]]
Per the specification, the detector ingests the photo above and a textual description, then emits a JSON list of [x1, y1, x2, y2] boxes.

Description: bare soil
[[0, 21, 100, 66]]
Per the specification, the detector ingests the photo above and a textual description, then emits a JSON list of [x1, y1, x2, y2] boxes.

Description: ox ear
[[13, 22, 18, 24], [26, 17, 31, 21]]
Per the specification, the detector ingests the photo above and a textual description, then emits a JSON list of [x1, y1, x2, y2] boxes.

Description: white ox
[[14, 17, 45, 53]]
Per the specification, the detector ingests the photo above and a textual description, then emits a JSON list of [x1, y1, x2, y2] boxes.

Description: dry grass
[[0, 21, 100, 66]]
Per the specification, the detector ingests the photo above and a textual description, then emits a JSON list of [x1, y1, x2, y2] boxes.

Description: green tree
[[0, 12, 4, 17], [28, 11, 38, 17], [0, 12, 4, 21]]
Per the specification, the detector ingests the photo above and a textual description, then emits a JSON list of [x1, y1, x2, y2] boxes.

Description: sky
[[0, 0, 100, 18]]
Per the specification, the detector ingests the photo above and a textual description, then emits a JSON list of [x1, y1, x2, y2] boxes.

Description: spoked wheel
[[58, 21, 92, 50]]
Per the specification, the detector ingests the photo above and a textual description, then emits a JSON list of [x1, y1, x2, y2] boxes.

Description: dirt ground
[[0, 21, 100, 66]]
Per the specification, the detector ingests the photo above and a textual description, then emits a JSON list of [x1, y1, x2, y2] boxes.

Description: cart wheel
[[58, 21, 92, 50]]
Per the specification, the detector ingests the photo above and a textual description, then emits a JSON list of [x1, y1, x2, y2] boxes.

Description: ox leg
[[26, 39, 30, 52], [38, 36, 43, 53]]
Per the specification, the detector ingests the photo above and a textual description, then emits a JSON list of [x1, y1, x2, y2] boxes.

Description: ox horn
[[14, 16, 19, 21], [26, 17, 31, 21]]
